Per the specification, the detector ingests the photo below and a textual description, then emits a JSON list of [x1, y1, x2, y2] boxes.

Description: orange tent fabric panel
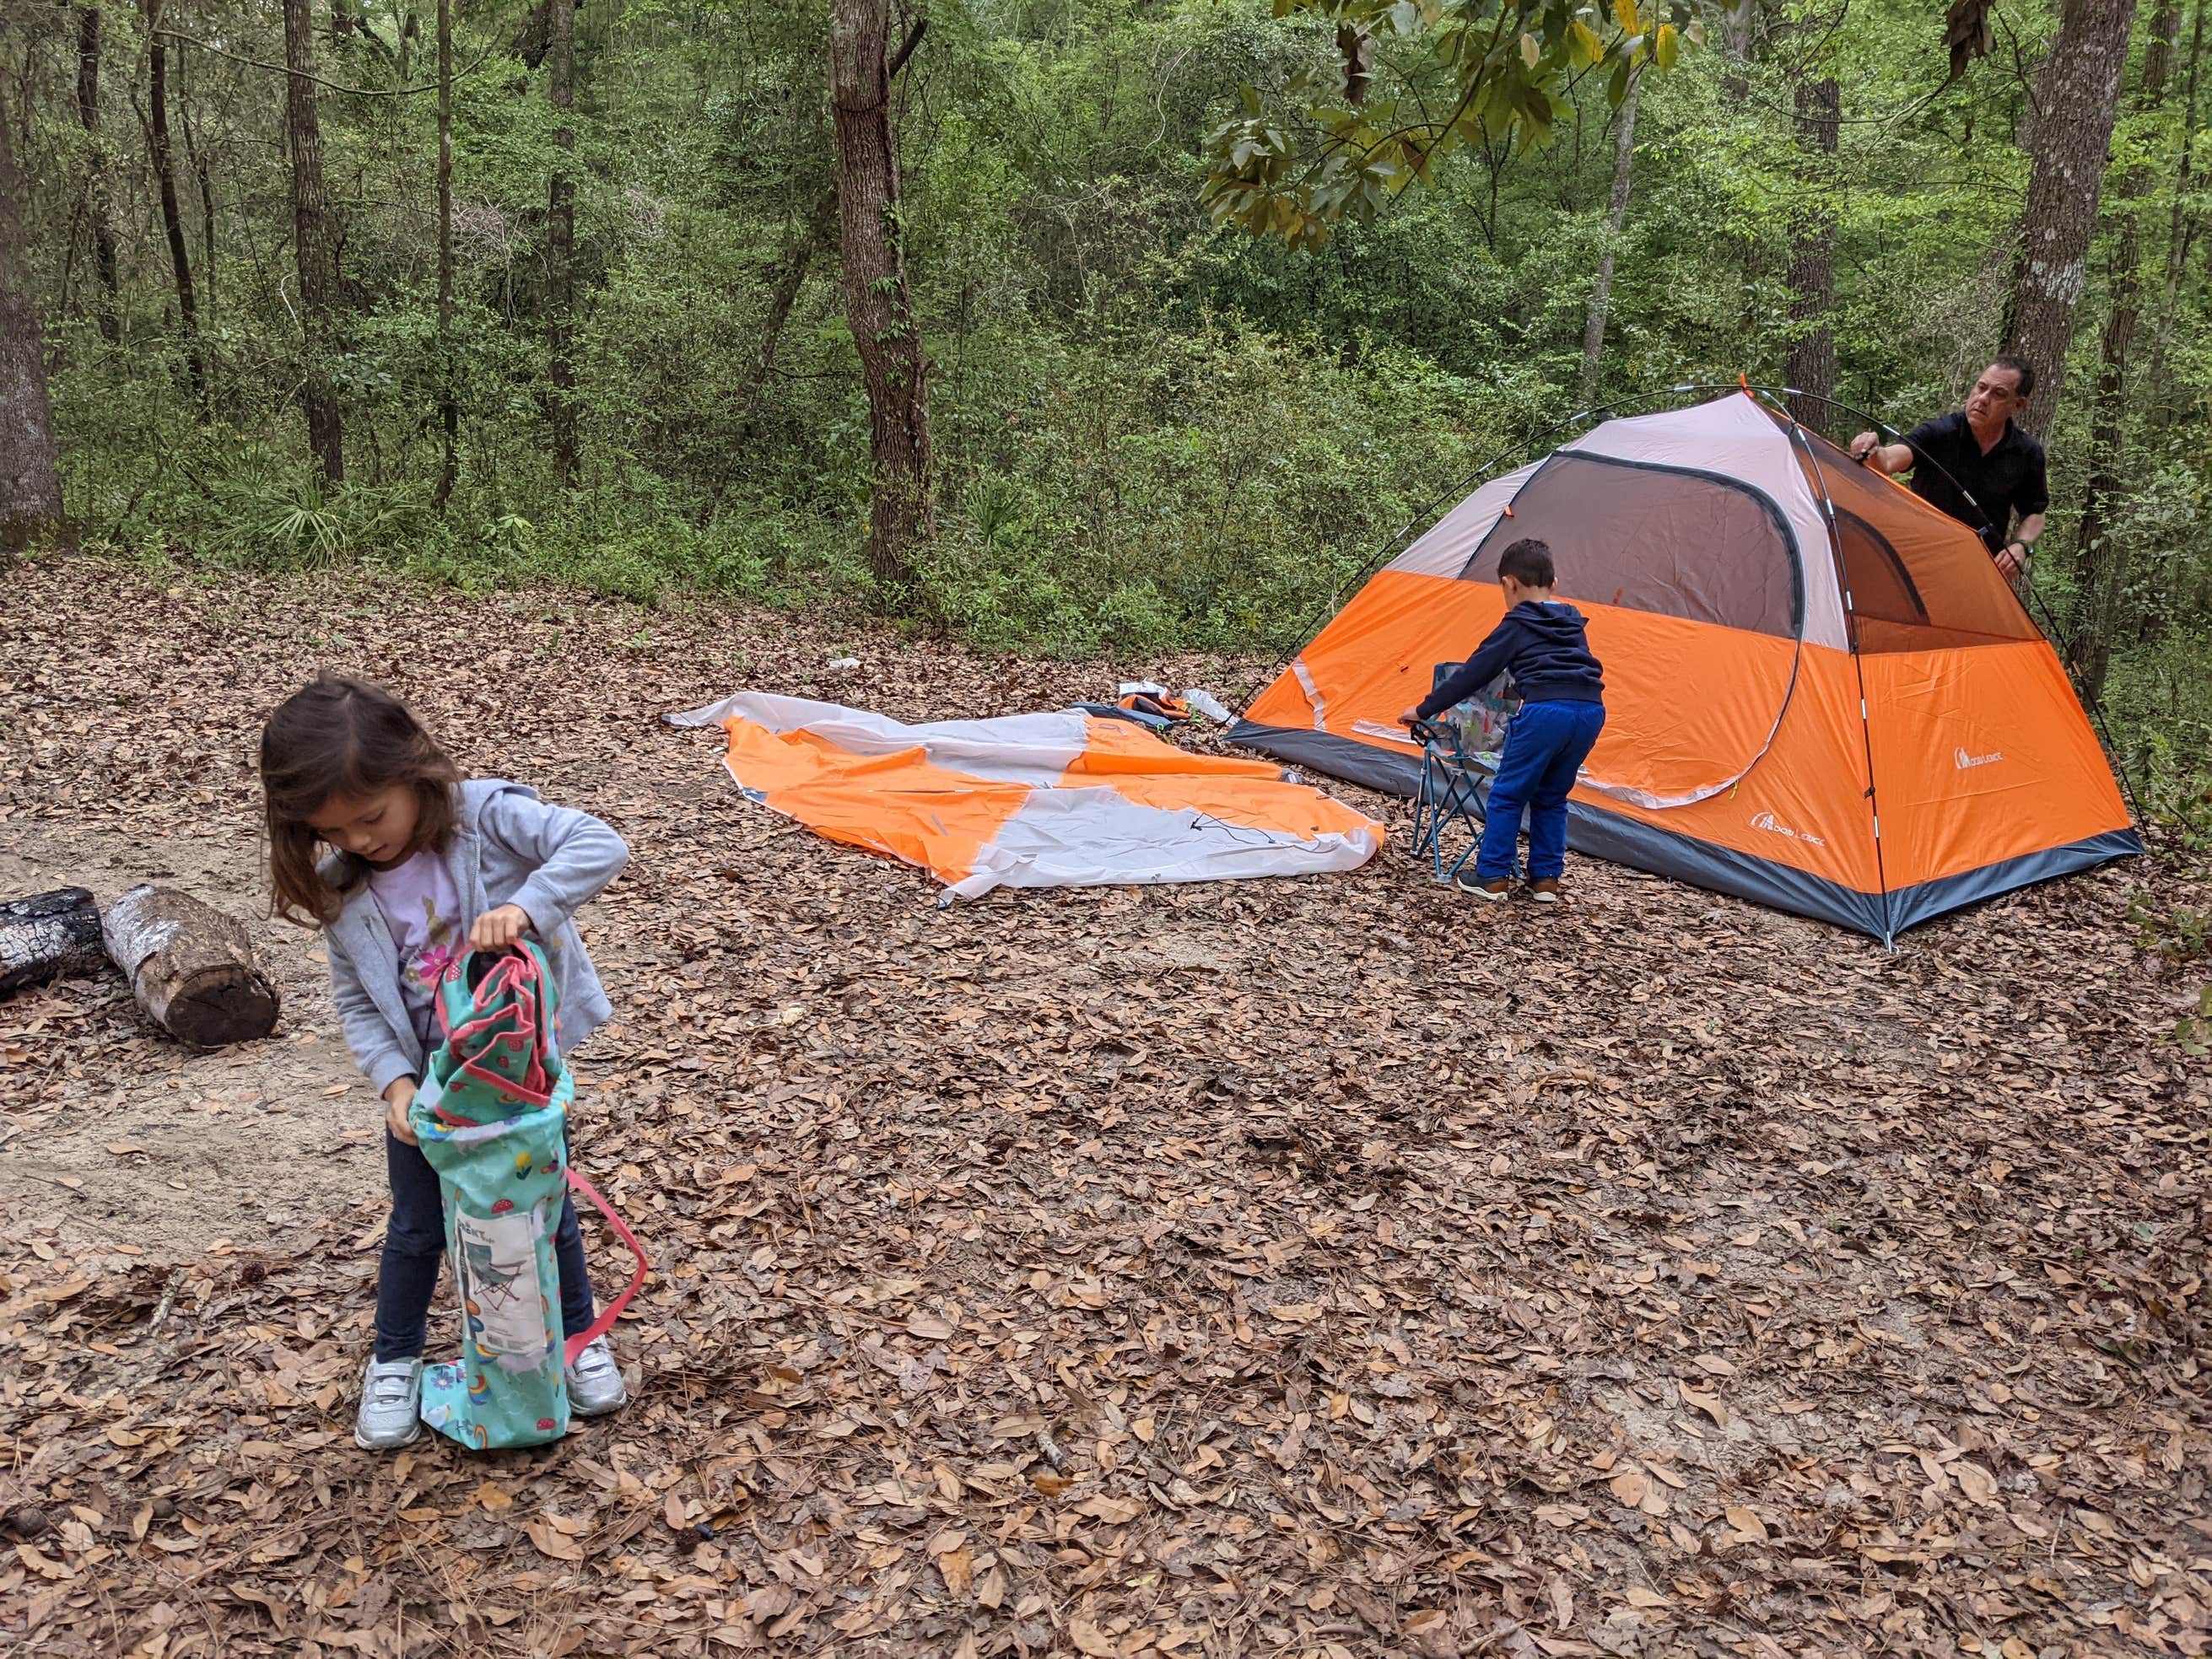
[[720, 715, 1026, 881], [1251, 569, 1886, 892], [1860, 642, 2133, 889], [1578, 645, 1881, 893], [1061, 717, 1285, 779], [1793, 435, 2041, 649]]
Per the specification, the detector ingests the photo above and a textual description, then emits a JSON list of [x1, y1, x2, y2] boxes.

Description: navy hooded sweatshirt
[[1416, 600, 1605, 719]]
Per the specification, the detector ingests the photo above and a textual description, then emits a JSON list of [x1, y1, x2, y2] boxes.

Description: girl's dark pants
[[375, 1130, 596, 1363]]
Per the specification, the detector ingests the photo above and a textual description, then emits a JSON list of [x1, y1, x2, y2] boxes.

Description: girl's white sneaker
[[566, 1336, 628, 1416], [353, 1358, 424, 1450]]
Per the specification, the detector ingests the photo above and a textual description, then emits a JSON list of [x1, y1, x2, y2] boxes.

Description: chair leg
[[1416, 760, 1449, 883]]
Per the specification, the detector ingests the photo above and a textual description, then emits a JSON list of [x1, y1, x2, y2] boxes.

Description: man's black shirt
[[1900, 412, 2049, 554]]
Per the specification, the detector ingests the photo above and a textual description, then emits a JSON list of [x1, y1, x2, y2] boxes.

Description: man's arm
[[1848, 432, 1914, 474], [1997, 510, 2045, 580], [1413, 622, 1517, 721], [1998, 446, 2051, 579]]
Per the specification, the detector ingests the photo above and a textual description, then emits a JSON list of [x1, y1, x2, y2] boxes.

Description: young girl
[[261, 676, 632, 1450]]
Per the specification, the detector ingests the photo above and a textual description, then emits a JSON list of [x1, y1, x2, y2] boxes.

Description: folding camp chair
[[1406, 661, 1512, 884]]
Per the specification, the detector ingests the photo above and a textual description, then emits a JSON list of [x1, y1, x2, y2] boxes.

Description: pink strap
[[562, 1169, 650, 1367]]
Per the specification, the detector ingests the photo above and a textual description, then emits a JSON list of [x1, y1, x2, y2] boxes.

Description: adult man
[[1848, 356, 2048, 585]]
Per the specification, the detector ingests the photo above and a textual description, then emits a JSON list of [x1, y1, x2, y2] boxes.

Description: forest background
[[3, 0, 2207, 815]]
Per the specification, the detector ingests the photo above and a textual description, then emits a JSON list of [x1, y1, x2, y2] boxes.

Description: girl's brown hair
[[261, 677, 462, 926]]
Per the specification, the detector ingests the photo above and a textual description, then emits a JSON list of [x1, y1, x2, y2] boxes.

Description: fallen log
[[1, 887, 108, 998], [101, 885, 279, 1048]]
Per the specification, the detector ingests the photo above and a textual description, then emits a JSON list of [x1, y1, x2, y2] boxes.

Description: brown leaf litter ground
[[0, 554, 2205, 1659]]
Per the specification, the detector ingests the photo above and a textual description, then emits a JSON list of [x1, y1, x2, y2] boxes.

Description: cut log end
[[165, 969, 282, 1050]]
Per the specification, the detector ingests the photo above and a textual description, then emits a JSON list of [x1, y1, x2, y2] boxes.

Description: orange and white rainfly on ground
[[667, 693, 1384, 900]]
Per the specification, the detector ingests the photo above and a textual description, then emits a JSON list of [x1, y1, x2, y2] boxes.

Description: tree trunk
[[830, 1, 933, 592], [701, 183, 839, 521], [76, 6, 121, 345], [1722, 1, 1762, 354], [510, 0, 553, 69], [283, 0, 346, 484], [1722, 0, 1756, 102], [1578, 66, 1642, 407], [146, 3, 208, 407], [176, 36, 217, 324], [434, 0, 459, 511], [102, 886, 280, 1049], [2074, 5, 2178, 700], [547, 0, 578, 487], [1783, 74, 1840, 425], [0, 890, 105, 998], [2151, 2, 2205, 419], [2001, 0, 2141, 444], [741, 184, 838, 434], [0, 78, 66, 556]]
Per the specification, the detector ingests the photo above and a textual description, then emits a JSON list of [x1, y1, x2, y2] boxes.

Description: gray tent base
[[1228, 719, 2142, 946]]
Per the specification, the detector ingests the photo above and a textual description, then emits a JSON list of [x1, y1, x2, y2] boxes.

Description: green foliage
[[2134, 894, 2212, 966], [11, 0, 2212, 826], [207, 469, 429, 570], [2129, 896, 2212, 1053], [918, 323, 1494, 652], [1200, 0, 1710, 246]]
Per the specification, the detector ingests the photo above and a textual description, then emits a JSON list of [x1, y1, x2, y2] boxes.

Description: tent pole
[[1779, 409, 1897, 948]]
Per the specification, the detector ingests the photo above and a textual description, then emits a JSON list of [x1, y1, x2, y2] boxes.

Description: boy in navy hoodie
[[1399, 538, 1606, 902]]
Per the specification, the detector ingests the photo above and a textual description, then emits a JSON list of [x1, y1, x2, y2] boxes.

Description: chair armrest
[[1407, 717, 1456, 749]]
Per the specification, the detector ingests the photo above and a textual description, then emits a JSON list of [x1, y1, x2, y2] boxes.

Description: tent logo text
[[1748, 810, 1825, 848], [1955, 747, 2004, 770]]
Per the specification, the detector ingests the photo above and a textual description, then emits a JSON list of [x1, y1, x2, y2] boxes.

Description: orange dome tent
[[1229, 391, 2140, 944]]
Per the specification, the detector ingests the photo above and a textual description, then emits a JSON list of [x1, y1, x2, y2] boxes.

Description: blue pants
[[1475, 699, 1607, 881], [375, 1129, 596, 1363]]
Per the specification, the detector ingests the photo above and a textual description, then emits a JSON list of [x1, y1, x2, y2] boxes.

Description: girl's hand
[[470, 903, 534, 950], [385, 1079, 419, 1146]]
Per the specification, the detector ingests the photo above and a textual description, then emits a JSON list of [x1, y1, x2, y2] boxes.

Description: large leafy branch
[[1202, 0, 1713, 246]]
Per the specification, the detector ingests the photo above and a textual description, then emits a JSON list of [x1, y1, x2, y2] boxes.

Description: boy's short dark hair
[[1497, 538, 1555, 588]]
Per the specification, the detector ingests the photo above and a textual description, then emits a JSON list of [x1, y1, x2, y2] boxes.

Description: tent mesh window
[[1799, 443, 2042, 654], [1457, 453, 1803, 638]]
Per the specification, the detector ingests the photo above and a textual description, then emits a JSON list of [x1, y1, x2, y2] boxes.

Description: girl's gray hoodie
[[323, 779, 628, 1096]]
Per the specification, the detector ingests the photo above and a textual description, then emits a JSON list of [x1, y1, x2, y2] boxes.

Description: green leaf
[[1654, 22, 1678, 70], [1607, 56, 1631, 107], [1568, 19, 1603, 65]]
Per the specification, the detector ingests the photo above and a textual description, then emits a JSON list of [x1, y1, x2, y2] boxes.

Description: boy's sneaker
[[1454, 872, 1514, 902], [566, 1335, 629, 1417], [1530, 879, 1562, 903], [354, 1358, 424, 1450]]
